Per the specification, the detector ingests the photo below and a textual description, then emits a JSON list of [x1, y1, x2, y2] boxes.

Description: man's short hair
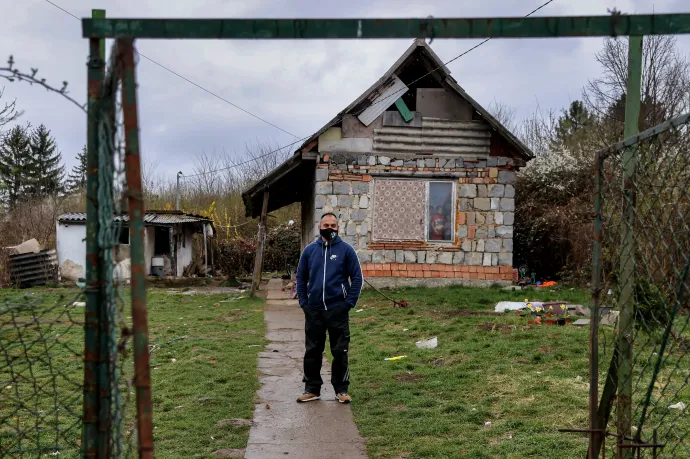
[[320, 212, 338, 221]]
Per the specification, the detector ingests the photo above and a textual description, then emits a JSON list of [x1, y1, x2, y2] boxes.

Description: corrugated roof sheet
[[57, 211, 213, 225], [373, 118, 490, 156]]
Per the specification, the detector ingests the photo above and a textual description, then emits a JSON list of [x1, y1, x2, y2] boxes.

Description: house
[[56, 210, 214, 278], [242, 39, 532, 286]]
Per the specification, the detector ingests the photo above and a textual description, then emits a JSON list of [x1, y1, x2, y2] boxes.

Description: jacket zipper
[[322, 244, 328, 310], [341, 283, 347, 298]]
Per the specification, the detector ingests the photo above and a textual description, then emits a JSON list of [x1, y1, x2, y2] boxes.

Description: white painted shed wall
[[57, 223, 198, 277], [56, 222, 87, 271]]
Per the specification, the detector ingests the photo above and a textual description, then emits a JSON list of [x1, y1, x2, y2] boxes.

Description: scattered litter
[[170, 358, 177, 363], [537, 281, 558, 288], [384, 355, 408, 361], [536, 371, 543, 375], [355, 309, 364, 313], [214, 303, 220, 308], [265, 403, 271, 410], [600, 310, 620, 326], [506, 434, 513, 439], [472, 408, 477, 411], [484, 421, 492, 426], [495, 301, 526, 313], [669, 402, 686, 411], [73, 302, 85, 307], [403, 328, 409, 332], [416, 337, 438, 349], [5, 386, 12, 390], [608, 289, 613, 295], [248, 345, 260, 347], [573, 319, 591, 327]]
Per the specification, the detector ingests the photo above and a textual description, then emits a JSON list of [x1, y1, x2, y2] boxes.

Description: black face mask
[[320, 228, 338, 241]]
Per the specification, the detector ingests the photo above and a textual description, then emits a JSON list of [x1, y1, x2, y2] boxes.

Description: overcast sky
[[2, 0, 689, 182]]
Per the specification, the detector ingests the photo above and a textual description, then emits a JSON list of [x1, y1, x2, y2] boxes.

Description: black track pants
[[302, 305, 350, 395]]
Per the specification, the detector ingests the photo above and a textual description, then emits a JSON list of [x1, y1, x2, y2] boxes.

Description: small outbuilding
[[56, 210, 214, 278], [242, 39, 532, 286]]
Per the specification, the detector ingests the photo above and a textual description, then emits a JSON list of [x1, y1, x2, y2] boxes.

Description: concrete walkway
[[245, 279, 367, 459]]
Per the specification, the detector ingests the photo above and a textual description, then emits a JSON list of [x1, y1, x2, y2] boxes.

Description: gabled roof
[[297, 38, 533, 160], [242, 39, 533, 218]]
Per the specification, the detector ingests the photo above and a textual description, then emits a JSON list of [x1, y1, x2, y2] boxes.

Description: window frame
[[424, 180, 456, 244], [371, 177, 456, 244]]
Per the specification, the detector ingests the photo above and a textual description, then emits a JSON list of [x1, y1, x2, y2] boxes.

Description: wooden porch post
[[251, 190, 270, 297]]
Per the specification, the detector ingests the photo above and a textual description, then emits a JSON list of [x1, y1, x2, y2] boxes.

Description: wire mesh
[[595, 113, 690, 457], [0, 291, 85, 457], [97, 39, 137, 458]]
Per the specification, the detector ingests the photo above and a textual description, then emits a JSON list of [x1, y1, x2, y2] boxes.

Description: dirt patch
[[431, 357, 445, 367], [476, 322, 516, 333], [539, 345, 553, 354], [444, 309, 494, 317], [212, 449, 245, 458], [216, 418, 253, 428], [395, 373, 423, 383]]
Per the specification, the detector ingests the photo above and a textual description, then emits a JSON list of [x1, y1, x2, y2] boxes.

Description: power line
[[180, 0, 557, 180], [41, 0, 299, 138], [181, 137, 311, 178]]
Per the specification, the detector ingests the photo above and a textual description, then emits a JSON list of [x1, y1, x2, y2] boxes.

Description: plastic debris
[[669, 402, 686, 410], [355, 309, 364, 312], [416, 337, 438, 349], [384, 355, 407, 361], [484, 421, 492, 426], [403, 328, 409, 332], [494, 301, 526, 312], [73, 302, 86, 307]]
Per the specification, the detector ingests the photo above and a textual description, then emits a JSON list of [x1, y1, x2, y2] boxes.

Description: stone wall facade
[[309, 153, 524, 283]]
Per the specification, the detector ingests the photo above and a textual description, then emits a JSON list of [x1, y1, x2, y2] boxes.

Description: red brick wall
[[362, 263, 513, 280]]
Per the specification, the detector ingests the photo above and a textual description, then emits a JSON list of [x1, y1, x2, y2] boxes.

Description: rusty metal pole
[[83, 35, 104, 459], [119, 38, 155, 459], [589, 152, 604, 458], [617, 35, 643, 458], [250, 191, 269, 297]]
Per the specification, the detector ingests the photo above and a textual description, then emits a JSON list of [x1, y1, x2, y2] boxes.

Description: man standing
[[295, 213, 363, 404]]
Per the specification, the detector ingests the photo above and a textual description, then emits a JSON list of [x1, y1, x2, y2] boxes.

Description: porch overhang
[[242, 151, 319, 218]]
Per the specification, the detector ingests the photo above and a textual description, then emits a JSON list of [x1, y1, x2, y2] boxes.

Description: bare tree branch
[[0, 55, 86, 113]]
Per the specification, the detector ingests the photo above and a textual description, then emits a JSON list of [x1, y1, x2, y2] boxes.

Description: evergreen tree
[[26, 124, 65, 196], [66, 145, 87, 192], [0, 125, 31, 208]]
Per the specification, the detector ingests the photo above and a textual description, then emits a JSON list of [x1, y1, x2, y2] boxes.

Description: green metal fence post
[[119, 37, 155, 459], [589, 152, 604, 458], [617, 34, 643, 458], [83, 34, 104, 459]]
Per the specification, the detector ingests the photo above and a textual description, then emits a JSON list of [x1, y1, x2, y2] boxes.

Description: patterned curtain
[[372, 179, 425, 241]]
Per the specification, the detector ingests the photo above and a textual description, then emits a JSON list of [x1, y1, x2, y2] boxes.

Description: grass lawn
[[348, 284, 595, 459], [1, 286, 264, 458]]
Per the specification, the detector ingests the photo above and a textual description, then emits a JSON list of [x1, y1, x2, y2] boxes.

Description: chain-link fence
[[0, 292, 85, 457], [591, 112, 690, 457], [96, 38, 138, 458], [1, 37, 150, 458]]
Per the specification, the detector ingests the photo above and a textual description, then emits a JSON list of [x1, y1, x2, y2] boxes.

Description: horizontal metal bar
[[82, 14, 690, 39], [596, 111, 690, 160], [618, 443, 665, 449]]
